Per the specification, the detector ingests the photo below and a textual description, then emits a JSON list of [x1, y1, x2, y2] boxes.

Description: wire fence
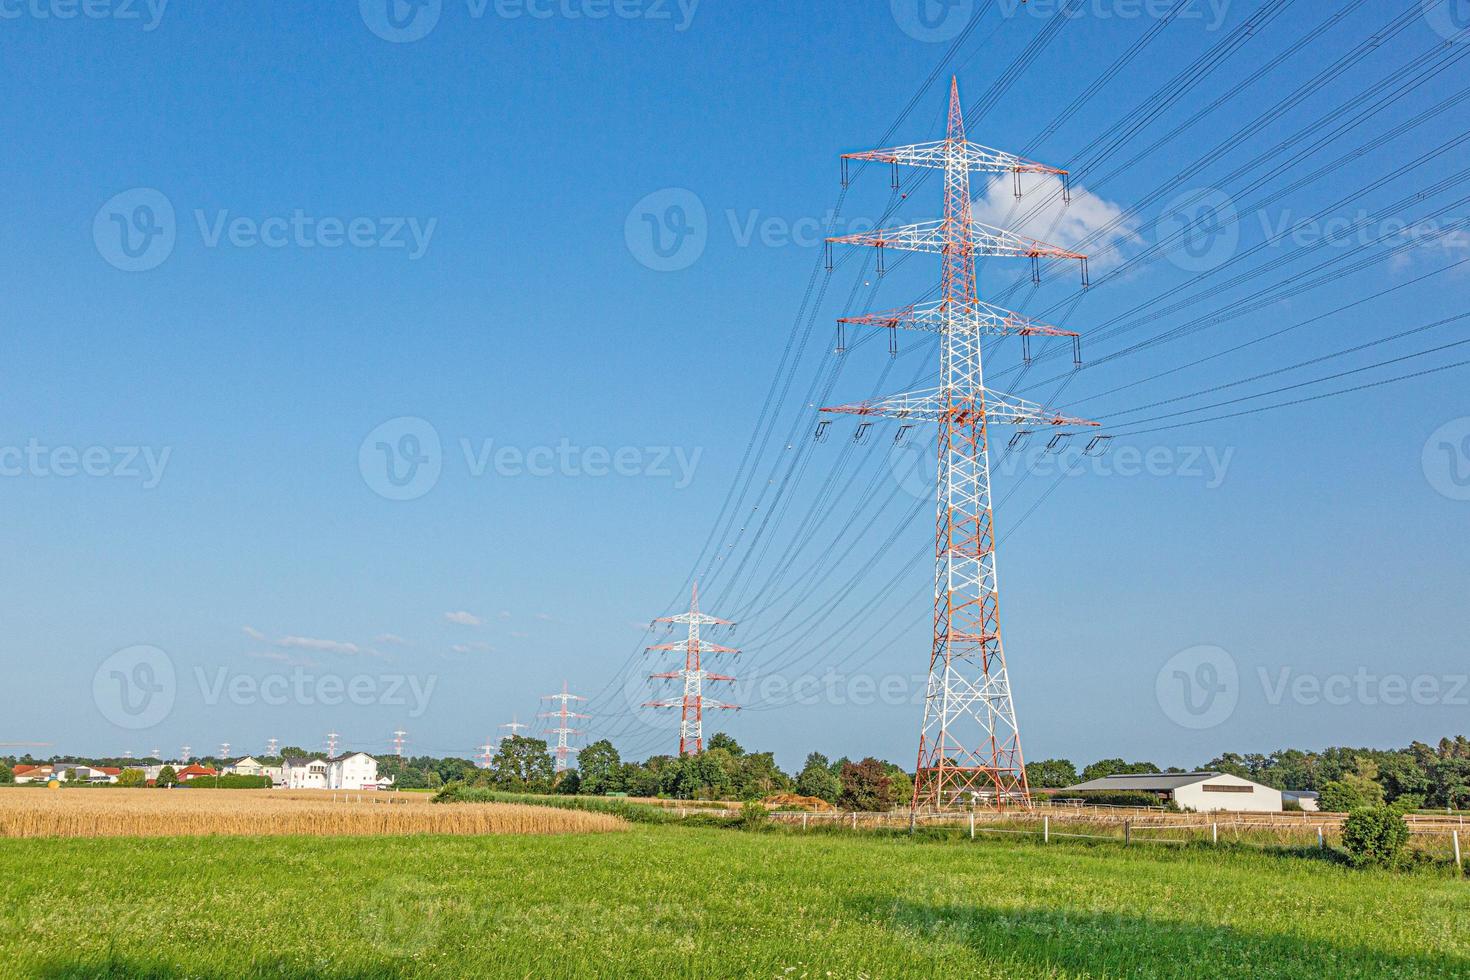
[[760, 806, 1468, 872]]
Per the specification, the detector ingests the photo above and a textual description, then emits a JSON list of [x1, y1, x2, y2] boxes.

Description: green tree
[[490, 736, 554, 793], [554, 770, 582, 795], [116, 768, 146, 788], [1318, 773, 1384, 813], [794, 755, 841, 802], [731, 752, 787, 800], [578, 740, 622, 795], [838, 758, 894, 811], [0, 762, 12, 785], [277, 747, 309, 761], [1081, 759, 1160, 782], [706, 732, 744, 756], [156, 765, 177, 787], [1025, 758, 1078, 789]]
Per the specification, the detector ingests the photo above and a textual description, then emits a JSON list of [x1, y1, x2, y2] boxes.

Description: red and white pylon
[[539, 681, 589, 772], [824, 78, 1098, 810], [644, 584, 739, 756]]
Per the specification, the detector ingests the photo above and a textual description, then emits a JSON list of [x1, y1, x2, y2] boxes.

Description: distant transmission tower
[[218, 742, 230, 762], [392, 729, 407, 757], [266, 737, 279, 757], [823, 78, 1097, 810], [643, 584, 739, 756], [326, 732, 339, 757], [477, 741, 495, 768], [499, 716, 528, 743], [181, 744, 191, 762], [539, 682, 588, 772]]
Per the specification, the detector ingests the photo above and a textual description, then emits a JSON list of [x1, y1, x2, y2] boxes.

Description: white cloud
[[971, 175, 1138, 272], [534, 612, 553, 622], [279, 635, 361, 655], [242, 626, 268, 642], [375, 633, 408, 645], [444, 611, 483, 627], [247, 650, 319, 668], [450, 642, 493, 655]]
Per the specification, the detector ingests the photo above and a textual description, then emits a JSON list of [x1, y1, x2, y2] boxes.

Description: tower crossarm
[[647, 640, 740, 655], [820, 386, 1098, 428], [837, 299, 1079, 340], [843, 139, 1066, 177], [827, 220, 1085, 261]]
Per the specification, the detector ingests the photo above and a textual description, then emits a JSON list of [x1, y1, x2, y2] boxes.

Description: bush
[[1340, 806, 1409, 868], [739, 800, 767, 831], [115, 768, 146, 788], [177, 774, 272, 789], [433, 784, 678, 825]]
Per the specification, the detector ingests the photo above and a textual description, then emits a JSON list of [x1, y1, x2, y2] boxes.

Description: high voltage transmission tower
[[539, 682, 588, 772], [392, 729, 408, 757], [644, 584, 739, 756], [823, 78, 1097, 811]]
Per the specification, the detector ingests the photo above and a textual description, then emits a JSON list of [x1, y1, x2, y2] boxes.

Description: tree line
[[5, 734, 1465, 810]]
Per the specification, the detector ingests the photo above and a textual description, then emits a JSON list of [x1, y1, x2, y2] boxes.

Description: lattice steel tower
[[540, 681, 588, 772], [823, 78, 1097, 809], [644, 584, 739, 756]]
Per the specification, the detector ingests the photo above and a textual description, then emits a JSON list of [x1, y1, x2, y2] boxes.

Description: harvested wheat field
[[0, 789, 624, 838]]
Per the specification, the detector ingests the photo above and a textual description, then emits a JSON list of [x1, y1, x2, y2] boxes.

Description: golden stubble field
[[0, 788, 624, 838]]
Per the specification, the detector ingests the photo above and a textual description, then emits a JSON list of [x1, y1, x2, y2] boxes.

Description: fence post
[[1043, 815, 1049, 844], [802, 813, 808, 831], [1454, 831, 1463, 875], [851, 812, 857, 831], [1124, 820, 1131, 846], [969, 811, 975, 840], [1317, 826, 1325, 850], [910, 810, 917, 835], [1212, 822, 1218, 846]]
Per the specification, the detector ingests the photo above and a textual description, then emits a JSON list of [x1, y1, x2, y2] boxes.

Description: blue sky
[[2, 0, 1467, 771]]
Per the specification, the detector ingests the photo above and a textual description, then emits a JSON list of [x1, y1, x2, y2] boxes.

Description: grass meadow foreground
[[1, 821, 1466, 978]]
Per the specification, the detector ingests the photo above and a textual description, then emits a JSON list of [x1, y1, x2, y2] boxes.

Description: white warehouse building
[[1060, 772, 1284, 812]]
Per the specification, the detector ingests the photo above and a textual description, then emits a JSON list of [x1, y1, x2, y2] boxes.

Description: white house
[[1060, 772, 1284, 813], [224, 756, 266, 776], [326, 752, 391, 791], [282, 757, 329, 789]]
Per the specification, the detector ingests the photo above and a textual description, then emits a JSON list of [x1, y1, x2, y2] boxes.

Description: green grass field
[[2, 825, 1466, 978]]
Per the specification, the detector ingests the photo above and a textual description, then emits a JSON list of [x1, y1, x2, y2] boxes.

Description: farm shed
[[1060, 772, 1284, 812]]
